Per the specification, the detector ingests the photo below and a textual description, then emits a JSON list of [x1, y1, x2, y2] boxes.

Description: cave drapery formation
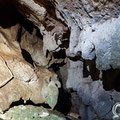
[[0, 0, 120, 120]]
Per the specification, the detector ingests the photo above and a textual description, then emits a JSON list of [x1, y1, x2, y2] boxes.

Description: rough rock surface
[[0, 0, 120, 120], [12, 0, 120, 119], [0, 25, 60, 111], [14, 0, 69, 67], [0, 105, 66, 120], [52, 0, 120, 70], [14, 0, 120, 70], [20, 27, 50, 67], [79, 16, 120, 70], [66, 60, 120, 119]]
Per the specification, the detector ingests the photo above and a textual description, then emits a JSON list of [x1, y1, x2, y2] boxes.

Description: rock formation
[[0, 0, 120, 120]]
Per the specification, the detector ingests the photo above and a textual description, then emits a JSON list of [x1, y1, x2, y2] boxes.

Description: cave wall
[[0, 0, 120, 120]]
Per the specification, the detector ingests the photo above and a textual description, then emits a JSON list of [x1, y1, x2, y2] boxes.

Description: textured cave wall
[[0, 21, 60, 111], [12, 0, 120, 120], [0, 0, 120, 120], [0, 1, 61, 114], [13, 0, 120, 69]]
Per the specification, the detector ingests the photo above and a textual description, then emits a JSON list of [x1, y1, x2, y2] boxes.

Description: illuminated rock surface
[[0, 105, 66, 120], [0, 0, 120, 120]]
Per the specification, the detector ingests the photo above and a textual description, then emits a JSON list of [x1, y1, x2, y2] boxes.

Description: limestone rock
[[52, 0, 120, 70], [14, 0, 69, 67], [78, 16, 120, 70], [1, 0, 120, 120], [20, 27, 50, 67], [13, 0, 120, 69], [0, 25, 60, 111], [66, 60, 120, 119]]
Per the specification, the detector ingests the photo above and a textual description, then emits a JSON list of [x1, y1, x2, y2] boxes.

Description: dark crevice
[[21, 48, 34, 66], [102, 69, 120, 91], [55, 87, 72, 115], [60, 30, 70, 49], [36, 29, 43, 40], [17, 25, 22, 43], [53, 49, 66, 59], [49, 61, 66, 71], [54, 75, 72, 115], [0, 0, 19, 28], [49, 63, 72, 117], [19, 17, 43, 40], [46, 50, 49, 58], [10, 99, 50, 110], [7, 7, 44, 41], [17, 13, 43, 39], [19, 18, 35, 35], [83, 59, 100, 81], [49, 62, 72, 115], [60, 40, 69, 49], [68, 51, 83, 61]]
